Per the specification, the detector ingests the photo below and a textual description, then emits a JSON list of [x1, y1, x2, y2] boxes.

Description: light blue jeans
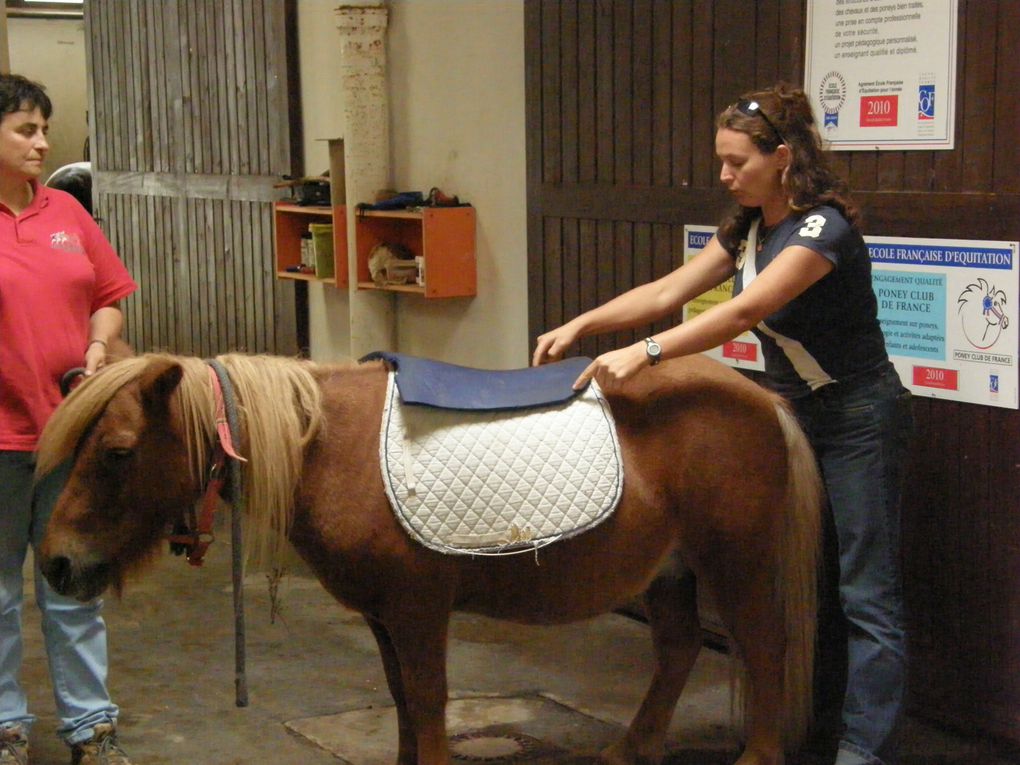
[[791, 363, 913, 765], [0, 452, 119, 746]]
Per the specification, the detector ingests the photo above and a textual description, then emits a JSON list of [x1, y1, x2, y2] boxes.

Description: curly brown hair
[[715, 82, 859, 250]]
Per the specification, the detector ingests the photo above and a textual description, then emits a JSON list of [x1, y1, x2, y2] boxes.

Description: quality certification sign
[[805, 0, 957, 150], [868, 236, 1018, 408]]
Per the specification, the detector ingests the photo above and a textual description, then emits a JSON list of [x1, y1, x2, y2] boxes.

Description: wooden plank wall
[[525, 0, 1020, 744], [85, 0, 298, 357]]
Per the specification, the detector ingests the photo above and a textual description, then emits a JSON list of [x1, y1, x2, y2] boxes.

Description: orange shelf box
[[353, 206, 476, 298], [274, 203, 349, 288]]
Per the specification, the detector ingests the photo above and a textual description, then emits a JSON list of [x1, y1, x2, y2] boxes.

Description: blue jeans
[[0, 452, 119, 745], [791, 364, 912, 765]]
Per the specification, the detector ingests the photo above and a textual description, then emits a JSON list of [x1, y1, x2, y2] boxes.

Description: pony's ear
[[138, 360, 184, 413]]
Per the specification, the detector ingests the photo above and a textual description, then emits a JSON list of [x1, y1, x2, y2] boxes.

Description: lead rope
[[207, 359, 249, 708]]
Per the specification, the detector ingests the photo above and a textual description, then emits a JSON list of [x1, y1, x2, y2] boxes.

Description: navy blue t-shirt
[[727, 206, 889, 399]]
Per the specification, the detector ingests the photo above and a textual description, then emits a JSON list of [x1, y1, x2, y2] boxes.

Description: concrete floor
[[16, 541, 1018, 765]]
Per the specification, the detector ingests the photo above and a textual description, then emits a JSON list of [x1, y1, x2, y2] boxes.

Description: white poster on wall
[[682, 225, 1019, 409], [804, 0, 958, 150]]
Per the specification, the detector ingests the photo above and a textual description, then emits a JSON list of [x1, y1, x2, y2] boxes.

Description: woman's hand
[[573, 343, 648, 391], [83, 339, 107, 376], [86, 305, 124, 376], [533, 323, 580, 367]]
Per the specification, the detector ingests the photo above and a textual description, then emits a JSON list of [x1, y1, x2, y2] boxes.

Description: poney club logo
[[957, 278, 1009, 350]]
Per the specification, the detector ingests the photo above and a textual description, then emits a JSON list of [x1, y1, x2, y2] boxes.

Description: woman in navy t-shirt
[[534, 83, 912, 765]]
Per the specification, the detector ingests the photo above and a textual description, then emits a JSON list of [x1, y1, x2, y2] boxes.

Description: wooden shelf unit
[[275, 204, 476, 299], [273, 203, 348, 287], [354, 206, 476, 298], [273, 137, 475, 299]]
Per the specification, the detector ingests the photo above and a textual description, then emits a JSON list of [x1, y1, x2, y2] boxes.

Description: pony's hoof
[[599, 741, 660, 765], [598, 742, 630, 765], [733, 751, 783, 765]]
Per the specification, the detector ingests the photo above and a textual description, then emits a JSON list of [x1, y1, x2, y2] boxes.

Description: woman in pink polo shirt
[[0, 74, 136, 765]]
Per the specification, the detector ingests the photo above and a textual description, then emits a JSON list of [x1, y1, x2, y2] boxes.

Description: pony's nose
[[41, 556, 74, 595]]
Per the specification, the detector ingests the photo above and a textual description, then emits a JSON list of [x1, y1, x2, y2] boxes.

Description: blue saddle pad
[[360, 352, 591, 411]]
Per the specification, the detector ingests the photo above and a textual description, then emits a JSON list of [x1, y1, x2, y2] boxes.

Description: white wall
[[297, 0, 353, 358], [296, 0, 529, 369], [7, 17, 89, 177]]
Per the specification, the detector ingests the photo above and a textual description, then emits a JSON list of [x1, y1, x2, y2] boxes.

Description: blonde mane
[[37, 353, 325, 569]]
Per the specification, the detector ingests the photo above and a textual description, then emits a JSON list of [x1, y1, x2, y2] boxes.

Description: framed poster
[[805, 0, 958, 150], [868, 236, 1017, 408]]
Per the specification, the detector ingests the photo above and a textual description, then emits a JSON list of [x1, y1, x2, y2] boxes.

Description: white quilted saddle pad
[[379, 372, 624, 555]]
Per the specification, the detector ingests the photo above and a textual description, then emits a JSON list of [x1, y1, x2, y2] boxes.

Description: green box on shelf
[[309, 223, 334, 279]]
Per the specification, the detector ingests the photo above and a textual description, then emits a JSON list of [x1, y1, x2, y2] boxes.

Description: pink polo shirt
[[0, 183, 137, 450]]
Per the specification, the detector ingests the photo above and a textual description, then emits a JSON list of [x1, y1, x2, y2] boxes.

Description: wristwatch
[[644, 337, 662, 366]]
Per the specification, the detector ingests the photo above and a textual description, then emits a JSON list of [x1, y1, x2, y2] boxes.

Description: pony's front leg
[[385, 608, 454, 765], [602, 569, 702, 765], [365, 616, 418, 765]]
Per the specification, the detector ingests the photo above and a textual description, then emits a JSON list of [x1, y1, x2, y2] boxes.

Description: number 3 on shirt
[[798, 214, 826, 238]]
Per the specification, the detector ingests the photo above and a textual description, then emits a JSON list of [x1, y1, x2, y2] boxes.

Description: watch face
[[648, 342, 661, 354]]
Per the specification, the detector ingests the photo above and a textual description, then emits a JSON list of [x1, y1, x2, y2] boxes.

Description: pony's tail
[[775, 400, 823, 746]]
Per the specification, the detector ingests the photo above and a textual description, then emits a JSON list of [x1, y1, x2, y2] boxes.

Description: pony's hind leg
[[602, 567, 702, 765], [703, 558, 787, 765], [365, 616, 418, 765]]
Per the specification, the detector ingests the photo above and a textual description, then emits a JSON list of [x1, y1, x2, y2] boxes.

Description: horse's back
[[610, 353, 778, 415], [605, 355, 792, 568], [606, 354, 786, 470]]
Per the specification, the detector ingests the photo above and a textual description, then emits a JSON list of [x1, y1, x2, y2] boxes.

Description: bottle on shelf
[[300, 231, 314, 271]]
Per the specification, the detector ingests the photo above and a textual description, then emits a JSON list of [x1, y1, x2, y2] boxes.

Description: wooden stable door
[[85, 0, 299, 356], [525, 0, 1020, 744]]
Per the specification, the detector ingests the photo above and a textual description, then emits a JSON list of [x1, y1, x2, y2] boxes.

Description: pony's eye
[[104, 447, 134, 464]]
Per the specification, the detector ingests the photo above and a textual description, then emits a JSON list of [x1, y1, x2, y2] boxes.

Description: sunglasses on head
[[736, 99, 785, 145]]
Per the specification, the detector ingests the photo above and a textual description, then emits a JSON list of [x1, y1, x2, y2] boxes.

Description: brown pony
[[36, 352, 822, 765]]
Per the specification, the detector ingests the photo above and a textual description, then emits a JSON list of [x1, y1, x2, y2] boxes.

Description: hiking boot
[[69, 723, 132, 765], [0, 725, 28, 765]]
